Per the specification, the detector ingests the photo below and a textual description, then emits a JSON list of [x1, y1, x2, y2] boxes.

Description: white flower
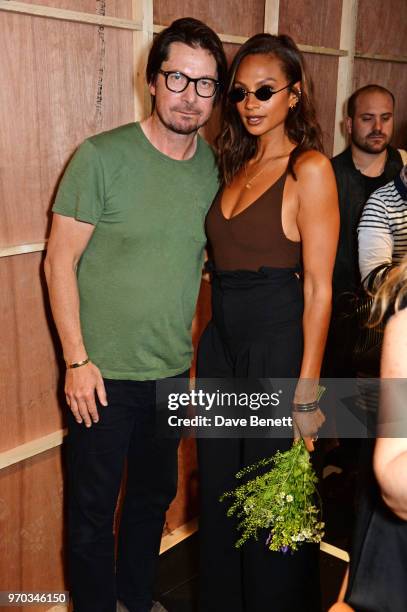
[[286, 494, 294, 502]]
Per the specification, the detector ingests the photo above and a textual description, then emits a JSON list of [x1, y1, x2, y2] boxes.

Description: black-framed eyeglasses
[[158, 70, 219, 98], [228, 82, 293, 104]]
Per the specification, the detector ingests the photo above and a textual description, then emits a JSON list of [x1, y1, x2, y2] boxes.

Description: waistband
[[207, 262, 302, 289]]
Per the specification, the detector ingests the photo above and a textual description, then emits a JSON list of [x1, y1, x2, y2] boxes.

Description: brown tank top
[[206, 170, 301, 271]]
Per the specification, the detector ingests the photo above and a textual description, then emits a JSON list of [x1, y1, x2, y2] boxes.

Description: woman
[[342, 256, 407, 612], [374, 254, 407, 521], [197, 34, 339, 612], [375, 320, 407, 520]]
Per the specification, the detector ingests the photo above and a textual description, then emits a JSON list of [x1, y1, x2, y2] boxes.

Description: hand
[[65, 361, 107, 427], [293, 408, 325, 452]]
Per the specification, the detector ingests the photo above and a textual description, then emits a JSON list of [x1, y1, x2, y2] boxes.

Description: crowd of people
[[43, 16, 406, 612]]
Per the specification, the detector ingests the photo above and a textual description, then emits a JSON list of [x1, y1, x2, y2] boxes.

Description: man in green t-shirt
[[45, 18, 226, 612]]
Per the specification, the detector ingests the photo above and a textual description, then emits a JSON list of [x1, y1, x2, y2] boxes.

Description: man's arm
[[358, 230, 393, 282], [358, 193, 393, 284], [45, 213, 107, 427]]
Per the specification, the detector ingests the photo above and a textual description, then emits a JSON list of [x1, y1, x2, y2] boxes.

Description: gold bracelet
[[67, 358, 90, 369]]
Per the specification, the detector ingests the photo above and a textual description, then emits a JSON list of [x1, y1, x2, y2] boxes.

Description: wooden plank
[[0, 430, 67, 471], [19, 0, 132, 20], [154, 23, 347, 56], [354, 52, 407, 64], [152, 0, 265, 39], [263, 0, 280, 35], [132, 0, 153, 121], [216, 32, 248, 45], [0, 10, 134, 245], [0, 242, 47, 258], [304, 54, 339, 157], [320, 541, 350, 563], [160, 518, 198, 553], [0, 449, 66, 604], [355, 0, 407, 57], [0, 1, 142, 30], [0, 253, 65, 453], [278, 0, 342, 49], [333, 0, 358, 156], [299, 44, 346, 57]]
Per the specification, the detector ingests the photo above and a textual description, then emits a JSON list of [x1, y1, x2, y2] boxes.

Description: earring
[[289, 89, 301, 109]]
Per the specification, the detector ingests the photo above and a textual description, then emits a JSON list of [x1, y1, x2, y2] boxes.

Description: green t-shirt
[[53, 122, 218, 380]]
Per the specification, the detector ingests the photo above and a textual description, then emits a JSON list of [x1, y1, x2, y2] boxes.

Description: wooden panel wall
[[1, 0, 406, 606]]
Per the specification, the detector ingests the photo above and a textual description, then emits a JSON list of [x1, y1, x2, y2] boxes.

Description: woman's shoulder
[[391, 303, 407, 321], [292, 149, 334, 184]]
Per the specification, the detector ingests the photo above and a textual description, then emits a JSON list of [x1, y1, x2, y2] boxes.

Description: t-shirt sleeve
[[358, 192, 391, 233], [52, 139, 105, 225], [358, 194, 393, 284]]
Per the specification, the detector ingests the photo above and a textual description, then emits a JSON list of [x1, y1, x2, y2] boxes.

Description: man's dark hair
[[146, 17, 227, 105], [347, 84, 395, 119]]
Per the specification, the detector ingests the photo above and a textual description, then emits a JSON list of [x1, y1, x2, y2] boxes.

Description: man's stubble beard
[[351, 131, 392, 155], [155, 105, 210, 136]]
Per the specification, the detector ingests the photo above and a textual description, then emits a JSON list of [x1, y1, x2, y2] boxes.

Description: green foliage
[[220, 440, 324, 553]]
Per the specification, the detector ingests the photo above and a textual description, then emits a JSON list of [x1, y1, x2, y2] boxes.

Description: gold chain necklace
[[244, 154, 289, 189]]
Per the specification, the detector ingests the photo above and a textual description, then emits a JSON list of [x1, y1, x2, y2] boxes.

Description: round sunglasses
[[228, 82, 293, 104]]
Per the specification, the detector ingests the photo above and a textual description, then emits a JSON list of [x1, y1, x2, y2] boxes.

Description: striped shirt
[[358, 171, 407, 282]]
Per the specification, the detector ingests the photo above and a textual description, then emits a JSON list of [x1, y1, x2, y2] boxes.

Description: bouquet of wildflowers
[[220, 439, 324, 554]]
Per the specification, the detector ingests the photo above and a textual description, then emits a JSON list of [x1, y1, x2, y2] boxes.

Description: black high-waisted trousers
[[197, 267, 321, 612]]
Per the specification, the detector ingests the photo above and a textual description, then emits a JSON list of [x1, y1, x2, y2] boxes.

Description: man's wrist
[[66, 357, 90, 369]]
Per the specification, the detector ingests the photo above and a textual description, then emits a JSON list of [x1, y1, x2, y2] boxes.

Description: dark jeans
[[66, 372, 188, 612]]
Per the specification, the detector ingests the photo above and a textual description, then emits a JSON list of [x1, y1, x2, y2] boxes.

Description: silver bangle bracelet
[[292, 401, 319, 413]]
